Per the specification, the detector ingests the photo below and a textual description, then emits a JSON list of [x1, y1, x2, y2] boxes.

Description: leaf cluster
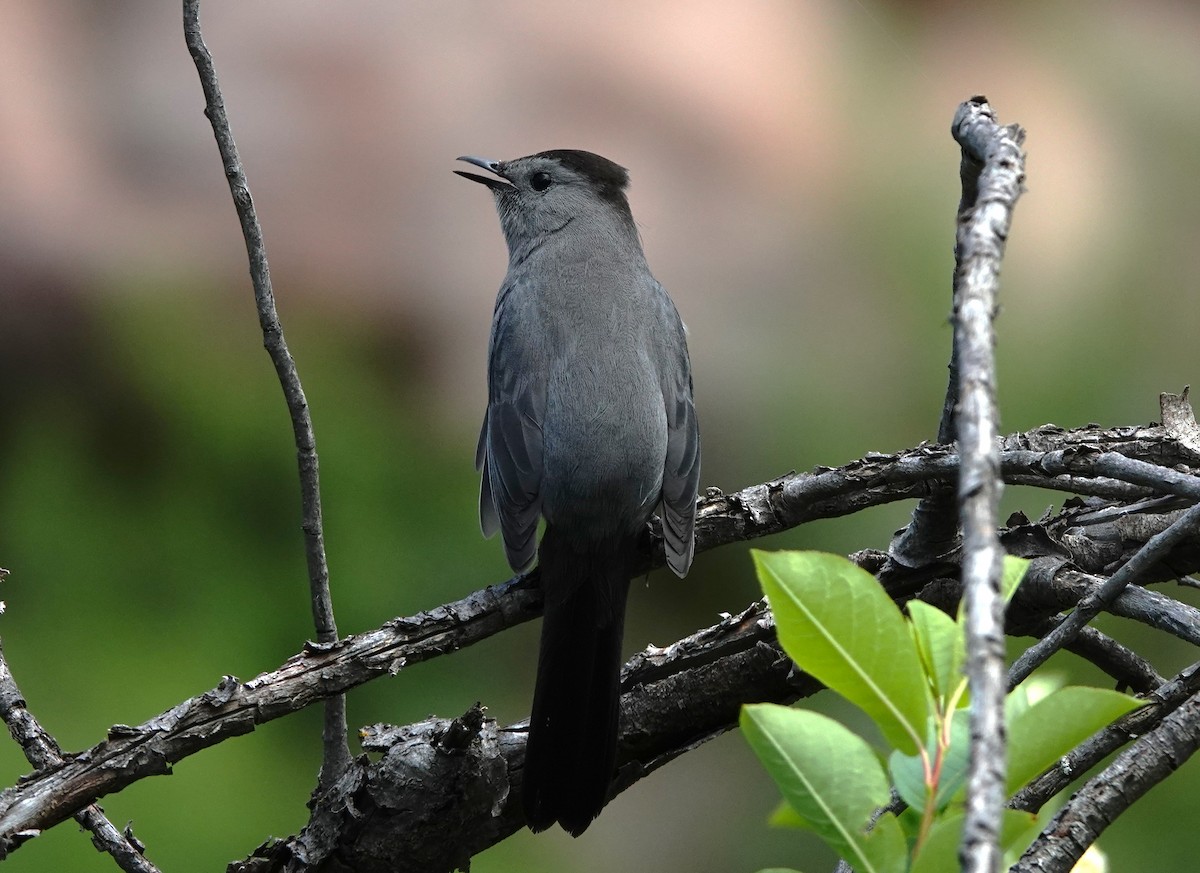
[[742, 551, 1143, 873]]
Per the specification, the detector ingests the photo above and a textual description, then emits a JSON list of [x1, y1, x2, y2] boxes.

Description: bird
[[456, 149, 701, 836]]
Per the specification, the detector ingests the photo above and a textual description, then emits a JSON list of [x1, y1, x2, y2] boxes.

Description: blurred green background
[[3, 1, 1200, 871]]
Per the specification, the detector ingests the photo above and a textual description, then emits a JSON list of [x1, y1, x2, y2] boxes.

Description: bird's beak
[[455, 156, 513, 191]]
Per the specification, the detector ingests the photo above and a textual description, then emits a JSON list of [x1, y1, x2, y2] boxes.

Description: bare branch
[[921, 573, 1167, 693], [231, 603, 814, 873], [1012, 618, 1163, 693], [0, 423, 1194, 853], [181, 0, 350, 788], [1014, 558, 1200, 649], [1010, 660, 1200, 814], [1011, 685, 1200, 872], [0, 641, 160, 871], [950, 95, 1026, 873], [0, 575, 540, 844], [697, 423, 1200, 570], [1007, 501, 1200, 688], [0, 596, 810, 865], [1160, 387, 1200, 454]]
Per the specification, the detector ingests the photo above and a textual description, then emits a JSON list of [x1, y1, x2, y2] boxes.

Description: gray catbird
[[456, 150, 701, 835]]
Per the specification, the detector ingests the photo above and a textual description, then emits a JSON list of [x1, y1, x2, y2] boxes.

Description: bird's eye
[[530, 171, 553, 192]]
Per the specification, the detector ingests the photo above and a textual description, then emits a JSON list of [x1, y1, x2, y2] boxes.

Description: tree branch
[[0, 636, 160, 870], [0, 422, 1196, 858], [1011, 685, 1200, 872], [1013, 558, 1200, 649], [697, 423, 1200, 577], [231, 603, 818, 873], [949, 95, 1026, 873], [1010, 660, 1200, 815], [1007, 500, 1200, 688], [182, 0, 350, 790], [1009, 615, 1162, 694]]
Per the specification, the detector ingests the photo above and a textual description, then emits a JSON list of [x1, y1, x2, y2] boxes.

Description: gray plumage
[[457, 149, 700, 835]]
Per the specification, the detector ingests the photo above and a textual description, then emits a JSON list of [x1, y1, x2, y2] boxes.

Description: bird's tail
[[522, 525, 633, 836]]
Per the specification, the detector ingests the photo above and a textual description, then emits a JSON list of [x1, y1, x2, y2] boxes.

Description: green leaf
[[889, 709, 970, 814], [859, 813, 907, 873], [1004, 674, 1064, 725], [955, 555, 1031, 625], [754, 550, 933, 753], [892, 743, 926, 810], [933, 708, 971, 809], [910, 809, 1039, 873], [768, 801, 808, 829], [908, 813, 962, 873], [1001, 808, 1051, 868], [1007, 686, 1145, 793], [741, 704, 906, 873], [1001, 555, 1031, 603], [888, 745, 928, 812], [896, 804, 925, 840], [908, 600, 965, 703]]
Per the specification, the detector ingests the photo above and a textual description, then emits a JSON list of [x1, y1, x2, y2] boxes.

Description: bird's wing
[[479, 277, 545, 573], [657, 291, 701, 577]]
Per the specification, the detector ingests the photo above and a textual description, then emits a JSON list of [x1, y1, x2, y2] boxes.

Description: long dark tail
[[522, 526, 632, 836]]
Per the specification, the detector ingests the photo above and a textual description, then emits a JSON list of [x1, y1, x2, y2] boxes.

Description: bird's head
[[456, 150, 636, 255]]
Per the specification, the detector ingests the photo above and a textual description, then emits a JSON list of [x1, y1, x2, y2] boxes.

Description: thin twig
[[1016, 563, 1200, 649], [182, 0, 350, 789], [878, 100, 1003, 578], [1019, 618, 1164, 693], [0, 641, 161, 871], [1081, 450, 1200, 497], [1008, 499, 1200, 688], [951, 95, 1025, 873]]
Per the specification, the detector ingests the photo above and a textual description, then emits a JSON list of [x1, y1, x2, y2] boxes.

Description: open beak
[[454, 155, 513, 191]]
